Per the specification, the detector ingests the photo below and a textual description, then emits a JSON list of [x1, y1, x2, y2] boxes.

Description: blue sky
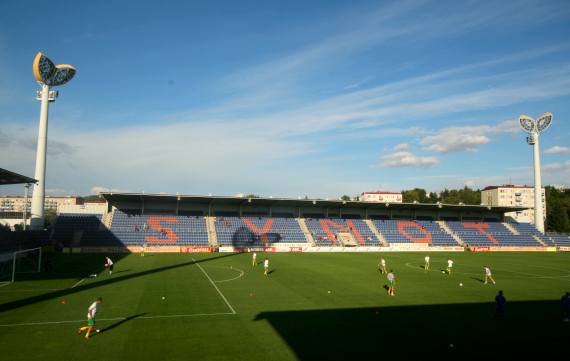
[[1, 0, 569, 198]]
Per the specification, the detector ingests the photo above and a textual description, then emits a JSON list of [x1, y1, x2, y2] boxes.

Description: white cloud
[[394, 143, 410, 151], [90, 186, 124, 195], [376, 151, 439, 168], [419, 120, 519, 153], [0, 120, 317, 196], [544, 145, 570, 154], [543, 160, 570, 172], [423, 134, 490, 153], [45, 188, 67, 194]]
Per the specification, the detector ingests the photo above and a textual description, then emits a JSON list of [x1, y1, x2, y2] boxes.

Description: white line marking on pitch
[[192, 258, 237, 314], [203, 266, 245, 283], [404, 261, 570, 281], [0, 312, 235, 327], [71, 278, 86, 289], [0, 288, 66, 293]]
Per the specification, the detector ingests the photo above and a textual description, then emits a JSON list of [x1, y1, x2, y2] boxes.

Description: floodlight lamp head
[[519, 114, 535, 134], [535, 112, 553, 134], [33, 52, 76, 86]]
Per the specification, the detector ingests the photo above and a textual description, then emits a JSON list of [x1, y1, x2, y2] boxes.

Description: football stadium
[[1, 1, 570, 360]]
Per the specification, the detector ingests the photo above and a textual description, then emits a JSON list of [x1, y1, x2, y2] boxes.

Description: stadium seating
[[215, 216, 306, 246], [372, 220, 458, 246], [304, 218, 380, 246], [508, 222, 553, 246], [52, 213, 117, 246], [109, 210, 209, 246], [544, 233, 570, 246], [53, 210, 562, 249], [446, 221, 542, 246]]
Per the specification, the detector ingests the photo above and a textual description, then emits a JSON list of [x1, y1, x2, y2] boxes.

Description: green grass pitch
[[1, 252, 569, 360]]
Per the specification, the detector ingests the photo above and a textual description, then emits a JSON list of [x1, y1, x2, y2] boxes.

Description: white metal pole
[[533, 134, 545, 233], [11, 252, 17, 283], [30, 84, 50, 230], [38, 248, 42, 273], [22, 185, 27, 230]]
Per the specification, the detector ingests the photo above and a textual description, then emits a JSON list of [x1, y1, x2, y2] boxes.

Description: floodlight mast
[[519, 112, 552, 233], [29, 52, 76, 230]]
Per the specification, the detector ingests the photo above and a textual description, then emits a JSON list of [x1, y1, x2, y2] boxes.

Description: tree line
[[399, 186, 570, 233], [342, 186, 569, 233]]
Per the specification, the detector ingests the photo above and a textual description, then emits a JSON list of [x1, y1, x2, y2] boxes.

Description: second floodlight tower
[[29, 52, 76, 230], [519, 112, 552, 234]]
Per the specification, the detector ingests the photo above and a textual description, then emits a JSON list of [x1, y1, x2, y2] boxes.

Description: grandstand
[[47, 192, 570, 250], [373, 219, 459, 246], [110, 210, 209, 246], [0, 168, 47, 252], [215, 215, 306, 247], [446, 221, 544, 247]]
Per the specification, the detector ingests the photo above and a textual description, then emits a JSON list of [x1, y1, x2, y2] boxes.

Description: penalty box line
[[0, 312, 235, 327], [192, 258, 237, 315]]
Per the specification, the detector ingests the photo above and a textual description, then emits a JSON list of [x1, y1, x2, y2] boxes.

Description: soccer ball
[[162, 296, 166, 300], [441, 271, 445, 274], [459, 283, 463, 287]]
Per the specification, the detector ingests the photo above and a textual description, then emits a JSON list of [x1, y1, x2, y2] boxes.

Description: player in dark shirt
[[561, 292, 569, 322], [494, 290, 506, 320]]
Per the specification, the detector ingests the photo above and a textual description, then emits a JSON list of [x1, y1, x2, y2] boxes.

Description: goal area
[[0, 247, 42, 285]]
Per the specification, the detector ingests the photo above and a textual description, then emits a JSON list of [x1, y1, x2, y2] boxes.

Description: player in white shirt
[[446, 259, 453, 275], [484, 266, 496, 285], [424, 255, 430, 272], [264, 258, 269, 276], [387, 270, 396, 296], [140, 242, 146, 257], [105, 256, 114, 275], [378, 258, 387, 274], [252, 252, 257, 267], [78, 297, 102, 339]]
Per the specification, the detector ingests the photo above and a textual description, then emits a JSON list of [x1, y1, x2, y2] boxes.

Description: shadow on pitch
[[99, 313, 147, 334], [111, 269, 131, 275], [254, 300, 569, 359], [0, 253, 239, 313], [470, 276, 485, 283]]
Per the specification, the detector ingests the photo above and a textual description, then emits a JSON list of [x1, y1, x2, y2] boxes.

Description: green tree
[[402, 188, 430, 203], [44, 209, 58, 229], [545, 186, 570, 233], [340, 195, 351, 201], [547, 202, 570, 233]]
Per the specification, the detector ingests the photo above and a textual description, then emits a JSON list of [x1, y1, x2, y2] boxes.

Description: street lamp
[[519, 112, 552, 233], [22, 183, 32, 231], [29, 52, 76, 230]]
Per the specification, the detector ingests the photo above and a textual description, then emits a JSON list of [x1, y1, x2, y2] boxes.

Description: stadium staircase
[[206, 216, 218, 247], [506, 221, 550, 246], [364, 219, 388, 246], [502, 222, 520, 235], [437, 221, 466, 246], [297, 218, 316, 246], [532, 235, 547, 247], [502, 221, 547, 246], [101, 210, 114, 230]]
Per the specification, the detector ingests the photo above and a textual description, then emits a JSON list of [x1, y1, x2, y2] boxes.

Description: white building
[[360, 191, 403, 203], [58, 201, 106, 215], [481, 185, 546, 224], [0, 195, 82, 213]]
